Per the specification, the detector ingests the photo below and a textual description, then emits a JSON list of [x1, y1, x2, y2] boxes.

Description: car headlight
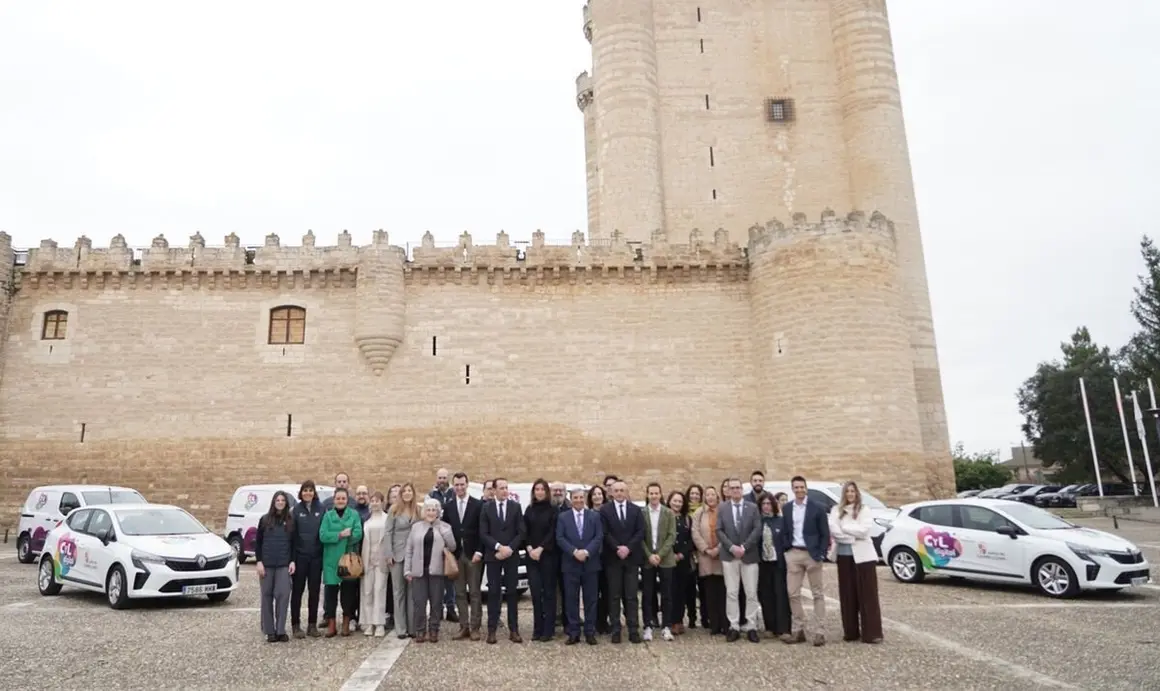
[[1067, 542, 1114, 562], [131, 549, 166, 568]]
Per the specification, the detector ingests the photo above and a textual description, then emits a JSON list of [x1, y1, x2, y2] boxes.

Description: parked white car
[[37, 503, 240, 609], [16, 484, 147, 564], [223, 484, 334, 563], [880, 498, 1152, 597], [744, 480, 897, 560]]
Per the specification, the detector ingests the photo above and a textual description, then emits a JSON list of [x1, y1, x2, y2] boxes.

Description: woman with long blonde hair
[[386, 483, 420, 639], [828, 481, 883, 644]]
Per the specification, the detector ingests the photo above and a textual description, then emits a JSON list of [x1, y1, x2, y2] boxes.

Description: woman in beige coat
[[360, 491, 390, 637], [385, 483, 419, 639], [690, 486, 726, 635], [404, 498, 456, 643]]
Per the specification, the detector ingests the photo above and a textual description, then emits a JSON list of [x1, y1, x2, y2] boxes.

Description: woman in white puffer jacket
[[828, 482, 884, 644]]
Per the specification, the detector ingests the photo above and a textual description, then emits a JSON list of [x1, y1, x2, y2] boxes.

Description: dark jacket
[[599, 500, 645, 565], [255, 515, 297, 568], [479, 498, 525, 562], [673, 514, 693, 568], [444, 494, 483, 559], [523, 499, 558, 553], [779, 498, 830, 562], [291, 497, 325, 558]]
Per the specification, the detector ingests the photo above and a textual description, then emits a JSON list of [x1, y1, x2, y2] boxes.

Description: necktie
[[619, 503, 625, 522], [499, 501, 505, 522], [459, 500, 465, 522], [576, 510, 583, 534], [735, 504, 741, 525]]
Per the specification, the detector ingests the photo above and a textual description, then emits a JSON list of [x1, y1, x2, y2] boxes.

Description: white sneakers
[[643, 627, 653, 641], [363, 625, 387, 637], [364, 625, 376, 637], [661, 627, 674, 641], [642, 626, 675, 642]]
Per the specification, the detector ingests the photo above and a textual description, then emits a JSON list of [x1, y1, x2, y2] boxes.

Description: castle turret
[[747, 211, 927, 495], [830, 0, 951, 473], [576, 71, 600, 241], [355, 230, 406, 375], [587, 0, 665, 243], [0, 232, 12, 388]]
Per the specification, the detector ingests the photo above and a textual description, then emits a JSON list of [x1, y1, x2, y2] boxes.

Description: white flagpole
[[1079, 378, 1104, 497], [1113, 379, 1140, 494], [1131, 391, 1159, 508], [1143, 380, 1160, 507]]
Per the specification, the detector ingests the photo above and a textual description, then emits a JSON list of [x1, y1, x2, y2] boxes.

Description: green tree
[[1017, 327, 1135, 483], [1123, 235, 1160, 385], [951, 443, 1012, 491]]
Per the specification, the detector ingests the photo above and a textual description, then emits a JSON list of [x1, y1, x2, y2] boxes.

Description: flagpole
[[1143, 380, 1160, 507], [1131, 390, 1158, 508], [1079, 377, 1104, 497], [1113, 379, 1140, 495]]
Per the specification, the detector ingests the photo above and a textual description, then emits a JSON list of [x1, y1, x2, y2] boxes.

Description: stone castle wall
[[0, 212, 952, 530]]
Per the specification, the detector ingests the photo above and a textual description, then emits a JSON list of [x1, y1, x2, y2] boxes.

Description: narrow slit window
[[697, 7, 701, 22], [465, 364, 471, 385], [712, 189, 717, 200], [432, 336, 438, 356], [79, 422, 86, 443], [704, 94, 710, 110], [700, 38, 704, 53], [286, 414, 293, 437], [709, 146, 715, 167]]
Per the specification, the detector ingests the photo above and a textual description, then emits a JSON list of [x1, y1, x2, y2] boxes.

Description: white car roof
[[234, 484, 335, 492], [898, 497, 1018, 511], [85, 502, 185, 513], [30, 484, 140, 493]]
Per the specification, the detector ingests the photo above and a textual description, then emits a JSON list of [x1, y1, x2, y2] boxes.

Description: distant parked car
[[977, 484, 1033, 499], [882, 498, 1151, 598], [16, 485, 147, 564], [1005, 485, 1063, 504], [1034, 484, 1088, 508], [37, 503, 239, 609], [957, 489, 982, 498]]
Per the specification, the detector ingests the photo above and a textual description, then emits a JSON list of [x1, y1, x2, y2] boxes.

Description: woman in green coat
[[319, 488, 364, 637]]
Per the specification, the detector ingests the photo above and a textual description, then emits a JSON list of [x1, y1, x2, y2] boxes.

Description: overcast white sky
[[2, 1, 1158, 459]]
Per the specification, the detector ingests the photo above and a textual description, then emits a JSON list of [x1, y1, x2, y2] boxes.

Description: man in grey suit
[[717, 477, 762, 643]]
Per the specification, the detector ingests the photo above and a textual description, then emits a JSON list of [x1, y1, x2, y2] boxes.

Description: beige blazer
[[829, 505, 878, 564], [690, 506, 723, 577]]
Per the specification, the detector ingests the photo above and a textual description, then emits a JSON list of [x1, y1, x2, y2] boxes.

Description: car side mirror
[[996, 525, 1019, 539], [61, 506, 74, 516], [98, 528, 113, 545]]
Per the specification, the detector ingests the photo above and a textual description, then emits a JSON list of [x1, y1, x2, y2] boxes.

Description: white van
[[16, 485, 147, 563], [744, 480, 897, 560], [223, 484, 335, 563]]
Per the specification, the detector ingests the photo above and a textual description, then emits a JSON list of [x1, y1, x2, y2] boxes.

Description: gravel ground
[[0, 517, 1156, 690]]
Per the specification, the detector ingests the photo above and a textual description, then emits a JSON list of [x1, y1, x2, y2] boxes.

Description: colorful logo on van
[[31, 526, 48, 552], [243, 493, 259, 511], [917, 527, 962, 569], [34, 493, 48, 510], [56, 534, 78, 578], [243, 527, 258, 554]]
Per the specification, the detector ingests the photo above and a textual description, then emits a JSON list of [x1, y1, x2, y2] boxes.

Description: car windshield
[[115, 508, 208, 536], [81, 490, 146, 505], [858, 490, 888, 509], [999, 502, 1075, 530]]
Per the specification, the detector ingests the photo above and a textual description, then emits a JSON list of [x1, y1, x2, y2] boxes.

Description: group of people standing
[[250, 469, 884, 649]]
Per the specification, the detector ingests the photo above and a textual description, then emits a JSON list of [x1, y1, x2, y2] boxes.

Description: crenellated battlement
[[746, 209, 897, 256], [11, 226, 747, 278]]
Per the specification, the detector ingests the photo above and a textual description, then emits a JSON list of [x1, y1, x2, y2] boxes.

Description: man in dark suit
[[445, 472, 484, 640], [557, 486, 602, 645], [780, 475, 830, 646], [599, 480, 645, 644], [479, 477, 526, 643]]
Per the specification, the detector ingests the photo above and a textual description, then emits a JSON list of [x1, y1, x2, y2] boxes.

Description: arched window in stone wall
[[41, 310, 68, 340], [268, 306, 306, 345]]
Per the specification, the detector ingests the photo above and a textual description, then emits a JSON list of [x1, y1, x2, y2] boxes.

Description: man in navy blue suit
[[557, 487, 603, 645]]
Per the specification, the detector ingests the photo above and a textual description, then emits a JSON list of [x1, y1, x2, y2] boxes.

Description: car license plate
[[1131, 577, 1149, 586], [182, 584, 218, 595], [517, 579, 528, 590]]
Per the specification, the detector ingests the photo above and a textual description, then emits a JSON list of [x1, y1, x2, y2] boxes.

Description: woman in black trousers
[[757, 494, 791, 637], [684, 484, 705, 628], [524, 479, 559, 642], [667, 490, 695, 634], [587, 486, 610, 634]]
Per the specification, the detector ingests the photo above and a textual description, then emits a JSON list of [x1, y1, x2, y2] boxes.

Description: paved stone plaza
[[0, 517, 1156, 690]]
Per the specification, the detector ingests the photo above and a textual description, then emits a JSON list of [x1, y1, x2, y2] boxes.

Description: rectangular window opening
[[709, 146, 715, 167], [765, 98, 796, 123], [432, 336, 438, 356], [697, 7, 701, 22], [704, 94, 710, 110], [287, 414, 293, 437], [700, 38, 704, 54], [465, 364, 471, 385], [79, 422, 86, 444], [712, 189, 717, 200]]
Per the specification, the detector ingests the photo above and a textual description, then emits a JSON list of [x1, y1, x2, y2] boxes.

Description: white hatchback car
[[16, 484, 147, 564], [37, 503, 239, 609], [881, 498, 1152, 598]]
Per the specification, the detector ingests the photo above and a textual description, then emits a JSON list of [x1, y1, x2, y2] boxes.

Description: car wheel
[[1032, 556, 1080, 598], [207, 591, 230, 603], [106, 565, 131, 609], [18, 535, 35, 564], [228, 535, 247, 564], [38, 556, 62, 596], [889, 547, 925, 584]]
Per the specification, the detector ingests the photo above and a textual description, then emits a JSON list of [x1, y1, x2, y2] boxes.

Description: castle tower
[[0, 232, 12, 388], [585, 0, 665, 242], [747, 211, 927, 492], [580, 0, 950, 470], [354, 230, 406, 375]]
